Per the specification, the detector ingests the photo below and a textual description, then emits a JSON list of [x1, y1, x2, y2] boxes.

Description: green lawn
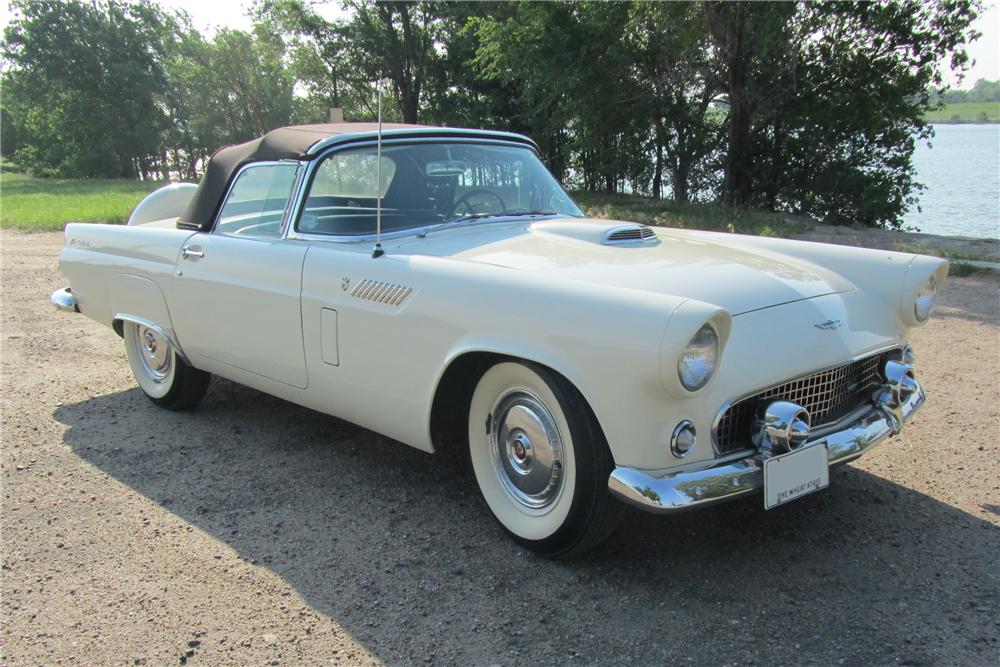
[[0, 170, 164, 231], [924, 101, 1000, 123]]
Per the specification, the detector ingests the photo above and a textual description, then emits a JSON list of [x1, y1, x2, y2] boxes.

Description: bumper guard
[[608, 382, 925, 514]]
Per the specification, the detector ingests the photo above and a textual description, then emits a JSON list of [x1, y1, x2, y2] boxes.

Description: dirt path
[[3, 230, 999, 666]]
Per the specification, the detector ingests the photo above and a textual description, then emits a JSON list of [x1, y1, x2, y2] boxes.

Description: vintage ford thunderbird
[[51, 123, 946, 557]]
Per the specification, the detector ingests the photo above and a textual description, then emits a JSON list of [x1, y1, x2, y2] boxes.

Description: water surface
[[905, 124, 999, 239]]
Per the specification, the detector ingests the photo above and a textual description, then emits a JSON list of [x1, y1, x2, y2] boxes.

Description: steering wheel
[[453, 189, 506, 217]]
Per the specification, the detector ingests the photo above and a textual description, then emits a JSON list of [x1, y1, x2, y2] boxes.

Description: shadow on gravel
[[55, 381, 999, 665]]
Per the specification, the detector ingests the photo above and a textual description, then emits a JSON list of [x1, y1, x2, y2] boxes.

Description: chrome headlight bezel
[[914, 276, 937, 322], [677, 323, 720, 392]]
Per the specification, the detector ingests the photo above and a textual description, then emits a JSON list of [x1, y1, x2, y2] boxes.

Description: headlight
[[914, 276, 937, 321], [677, 324, 719, 391]]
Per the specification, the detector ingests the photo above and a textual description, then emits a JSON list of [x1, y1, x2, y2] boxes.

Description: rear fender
[[109, 274, 190, 363]]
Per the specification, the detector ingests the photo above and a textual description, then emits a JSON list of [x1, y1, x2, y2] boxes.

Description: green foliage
[[0, 0, 985, 231], [941, 78, 1000, 103], [2, 0, 296, 180], [0, 171, 162, 230], [703, 0, 981, 229], [162, 24, 296, 178], [571, 190, 811, 237], [1, 0, 176, 178]]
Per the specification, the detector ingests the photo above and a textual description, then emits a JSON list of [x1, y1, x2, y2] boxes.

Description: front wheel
[[123, 322, 210, 410], [467, 361, 624, 558]]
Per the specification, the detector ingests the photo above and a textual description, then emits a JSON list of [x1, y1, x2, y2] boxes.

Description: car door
[[168, 161, 309, 389]]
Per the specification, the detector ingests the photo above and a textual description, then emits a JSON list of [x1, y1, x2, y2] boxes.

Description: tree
[[255, 0, 369, 121], [705, 0, 980, 227], [162, 23, 296, 179], [624, 2, 723, 201], [2, 0, 176, 178]]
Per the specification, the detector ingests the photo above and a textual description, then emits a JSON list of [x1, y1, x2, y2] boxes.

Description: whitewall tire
[[122, 322, 210, 410], [468, 361, 624, 557]]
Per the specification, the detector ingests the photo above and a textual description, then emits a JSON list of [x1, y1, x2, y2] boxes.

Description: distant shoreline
[[924, 101, 1000, 124], [928, 120, 1000, 125]]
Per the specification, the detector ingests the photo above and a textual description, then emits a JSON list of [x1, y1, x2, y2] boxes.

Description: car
[[51, 122, 947, 557]]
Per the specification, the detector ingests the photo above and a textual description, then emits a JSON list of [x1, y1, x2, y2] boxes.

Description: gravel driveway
[[2, 230, 998, 666]]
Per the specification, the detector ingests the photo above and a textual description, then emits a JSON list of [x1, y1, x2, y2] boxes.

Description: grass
[[924, 101, 1000, 123], [571, 190, 812, 238], [890, 242, 994, 263], [947, 262, 990, 277], [0, 170, 164, 231]]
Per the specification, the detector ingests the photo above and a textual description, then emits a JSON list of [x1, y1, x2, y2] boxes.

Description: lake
[[904, 123, 999, 239]]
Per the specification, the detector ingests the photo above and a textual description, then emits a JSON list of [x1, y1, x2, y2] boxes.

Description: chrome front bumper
[[608, 383, 925, 514], [50, 286, 79, 313]]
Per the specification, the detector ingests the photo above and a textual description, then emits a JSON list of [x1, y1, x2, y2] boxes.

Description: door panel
[[168, 232, 309, 388]]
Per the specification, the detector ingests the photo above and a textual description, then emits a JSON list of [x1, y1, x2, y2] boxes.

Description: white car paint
[[58, 210, 947, 473]]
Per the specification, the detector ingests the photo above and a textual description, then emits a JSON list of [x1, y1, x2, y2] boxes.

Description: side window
[[215, 163, 300, 237]]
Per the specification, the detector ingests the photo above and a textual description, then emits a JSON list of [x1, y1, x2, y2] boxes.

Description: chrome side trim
[[609, 380, 925, 514], [50, 287, 80, 313], [113, 314, 192, 366]]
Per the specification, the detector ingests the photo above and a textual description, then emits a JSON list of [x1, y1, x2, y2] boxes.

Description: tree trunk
[[764, 115, 784, 211], [671, 166, 689, 203], [712, 2, 753, 207], [652, 115, 665, 200]]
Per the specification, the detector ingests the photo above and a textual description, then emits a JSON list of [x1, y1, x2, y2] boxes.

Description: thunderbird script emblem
[[814, 319, 842, 330]]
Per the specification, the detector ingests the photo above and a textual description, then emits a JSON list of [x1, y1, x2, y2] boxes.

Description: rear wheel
[[467, 361, 624, 558], [123, 322, 210, 410]]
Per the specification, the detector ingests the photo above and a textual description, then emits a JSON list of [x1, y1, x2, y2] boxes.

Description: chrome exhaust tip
[[754, 400, 811, 455]]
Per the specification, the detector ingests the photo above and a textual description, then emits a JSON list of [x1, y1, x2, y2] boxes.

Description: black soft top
[[177, 122, 537, 231]]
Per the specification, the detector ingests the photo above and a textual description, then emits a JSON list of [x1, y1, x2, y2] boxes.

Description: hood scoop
[[530, 220, 660, 247], [603, 224, 657, 246]]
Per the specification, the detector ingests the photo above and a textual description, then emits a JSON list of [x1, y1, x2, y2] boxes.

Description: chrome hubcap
[[135, 325, 171, 383], [489, 390, 563, 509]]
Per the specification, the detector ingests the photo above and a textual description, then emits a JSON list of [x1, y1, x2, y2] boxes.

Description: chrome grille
[[714, 350, 892, 454]]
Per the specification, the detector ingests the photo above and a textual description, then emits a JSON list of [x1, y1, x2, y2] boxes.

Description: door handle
[[181, 245, 204, 260]]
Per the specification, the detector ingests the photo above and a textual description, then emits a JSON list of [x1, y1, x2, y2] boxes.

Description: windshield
[[296, 142, 582, 236]]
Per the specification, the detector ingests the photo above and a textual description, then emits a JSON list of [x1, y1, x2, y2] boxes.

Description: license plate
[[764, 443, 829, 509]]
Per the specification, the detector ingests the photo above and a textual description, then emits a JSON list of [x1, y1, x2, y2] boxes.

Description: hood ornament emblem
[[814, 319, 842, 330]]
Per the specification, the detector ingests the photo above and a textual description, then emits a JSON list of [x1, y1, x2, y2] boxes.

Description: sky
[[0, 0, 997, 88]]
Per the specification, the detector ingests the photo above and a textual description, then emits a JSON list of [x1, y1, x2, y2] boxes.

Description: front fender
[[409, 254, 695, 469]]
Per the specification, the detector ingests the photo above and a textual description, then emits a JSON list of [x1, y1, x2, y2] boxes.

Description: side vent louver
[[351, 279, 412, 306], [603, 225, 658, 246]]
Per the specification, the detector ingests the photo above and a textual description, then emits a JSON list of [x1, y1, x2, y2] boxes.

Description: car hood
[[392, 217, 856, 315]]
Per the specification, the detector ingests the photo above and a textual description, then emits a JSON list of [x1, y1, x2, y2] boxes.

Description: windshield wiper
[[503, 210, 559, 217], [444, 212, 500, 224], [444, 210, 560, 225]]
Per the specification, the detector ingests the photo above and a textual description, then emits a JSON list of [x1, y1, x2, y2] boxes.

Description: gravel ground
[[2, 229, 999, 666]]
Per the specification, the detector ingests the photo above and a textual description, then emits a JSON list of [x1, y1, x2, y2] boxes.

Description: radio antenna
[[372, 83, 385, 259]]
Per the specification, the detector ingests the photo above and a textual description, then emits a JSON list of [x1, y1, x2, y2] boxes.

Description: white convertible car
[[52, 123, 946, 557]]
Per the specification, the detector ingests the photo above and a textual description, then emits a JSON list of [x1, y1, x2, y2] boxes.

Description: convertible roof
[[177, 122, 537, 231]]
